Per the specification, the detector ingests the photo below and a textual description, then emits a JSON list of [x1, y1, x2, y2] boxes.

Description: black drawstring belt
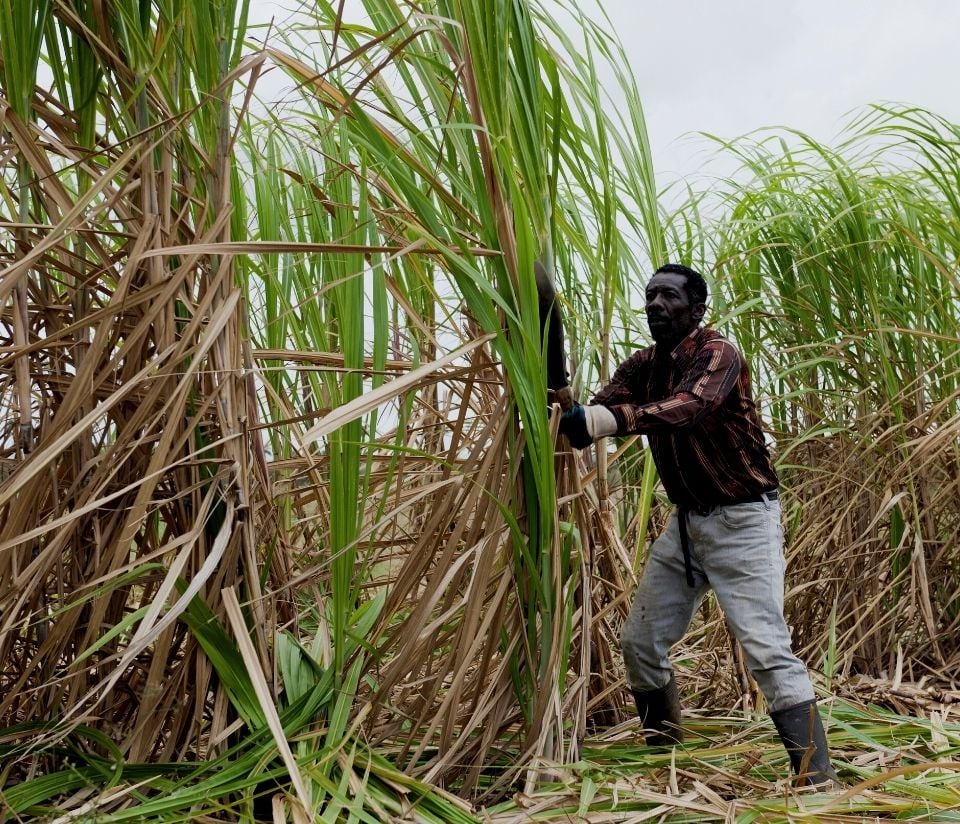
[[677, 507, 695, 587]]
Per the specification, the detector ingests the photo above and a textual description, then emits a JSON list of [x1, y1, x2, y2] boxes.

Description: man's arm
[[590, 349, 651, 408], [558, 349, 650, 446], [598, 339, 742, 435]]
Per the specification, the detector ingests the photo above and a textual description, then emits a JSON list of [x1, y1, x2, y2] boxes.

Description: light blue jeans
[[620, 498, 815, 712]]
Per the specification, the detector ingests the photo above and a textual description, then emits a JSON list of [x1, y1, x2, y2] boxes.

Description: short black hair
[[653, 263, 708, 306]]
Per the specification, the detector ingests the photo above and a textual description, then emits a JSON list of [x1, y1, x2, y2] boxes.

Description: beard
[[647, 314, 695, 345]]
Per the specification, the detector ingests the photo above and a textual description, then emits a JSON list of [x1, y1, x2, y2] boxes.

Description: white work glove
[[583, 403, 618, 439], [559, 403, 618, 449]]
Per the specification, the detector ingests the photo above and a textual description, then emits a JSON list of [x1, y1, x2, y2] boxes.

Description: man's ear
[[692, 302, 707, 322]]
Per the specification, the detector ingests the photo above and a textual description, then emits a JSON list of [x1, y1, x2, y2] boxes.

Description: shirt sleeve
[[589, 349, 651, 408], [597, 340, 742, 434]]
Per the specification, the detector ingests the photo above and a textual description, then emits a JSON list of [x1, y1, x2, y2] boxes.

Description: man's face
[[644, 272, 705, 345]]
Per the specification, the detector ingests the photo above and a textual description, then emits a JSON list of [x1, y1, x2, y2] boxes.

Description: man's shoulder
[[625, 343, 656, 363], [697, 326, 730, 345], [610, 345, 655, 382], [696, 327, 743, 359]]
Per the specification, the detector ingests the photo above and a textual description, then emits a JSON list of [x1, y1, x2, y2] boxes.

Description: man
[[558, 263, 838, 786]]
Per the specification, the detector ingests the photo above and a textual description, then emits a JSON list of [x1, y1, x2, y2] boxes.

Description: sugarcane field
[[2, 0, 960, 821]]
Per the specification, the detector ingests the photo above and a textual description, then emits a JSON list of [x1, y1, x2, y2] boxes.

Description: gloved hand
[[557, 403, 619, 450], [558, 403, 594, 449]]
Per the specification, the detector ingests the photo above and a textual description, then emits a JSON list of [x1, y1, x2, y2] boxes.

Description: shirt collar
[[653, 325, 704, 363]]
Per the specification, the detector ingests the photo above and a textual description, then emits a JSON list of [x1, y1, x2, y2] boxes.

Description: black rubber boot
[[770, 699, 839, 786], [632, 674, 683, 746]]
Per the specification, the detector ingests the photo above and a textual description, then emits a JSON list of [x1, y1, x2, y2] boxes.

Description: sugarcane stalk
[[14, 156, 33, 456]]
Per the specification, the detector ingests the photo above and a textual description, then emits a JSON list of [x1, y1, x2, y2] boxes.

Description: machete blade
[[535, 260, 575, 410]]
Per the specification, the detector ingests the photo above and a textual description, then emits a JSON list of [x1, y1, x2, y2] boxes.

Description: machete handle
[[551, 386, 575, 411]]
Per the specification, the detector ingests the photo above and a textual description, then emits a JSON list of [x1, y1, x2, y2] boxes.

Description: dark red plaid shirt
[[590, 326, 778, 510]]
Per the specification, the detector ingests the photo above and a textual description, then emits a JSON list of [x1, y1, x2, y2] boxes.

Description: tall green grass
[[241, 0, 670, 796], [709, 108, 960, 679]]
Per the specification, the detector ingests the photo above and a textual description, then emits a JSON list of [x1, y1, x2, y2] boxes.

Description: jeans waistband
[[686, 489, 778, 517], [726, 488, 778, 506]]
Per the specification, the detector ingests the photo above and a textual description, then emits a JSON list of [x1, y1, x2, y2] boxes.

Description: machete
[[535, 260, 575, 411]]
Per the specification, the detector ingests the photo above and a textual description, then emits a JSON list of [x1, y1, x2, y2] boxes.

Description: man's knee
[[620, 595, 656, 655], [620, 610, 670, 691], [620, 612, 644, 659]]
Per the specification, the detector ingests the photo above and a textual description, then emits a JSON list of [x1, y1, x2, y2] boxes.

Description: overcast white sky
[[248, 0, 960, 187], [601, 1, 960, 182]]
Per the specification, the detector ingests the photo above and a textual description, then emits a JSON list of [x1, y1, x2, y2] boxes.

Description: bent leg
[[702, 501, 815, 711], [621, 512, 709, 691]]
